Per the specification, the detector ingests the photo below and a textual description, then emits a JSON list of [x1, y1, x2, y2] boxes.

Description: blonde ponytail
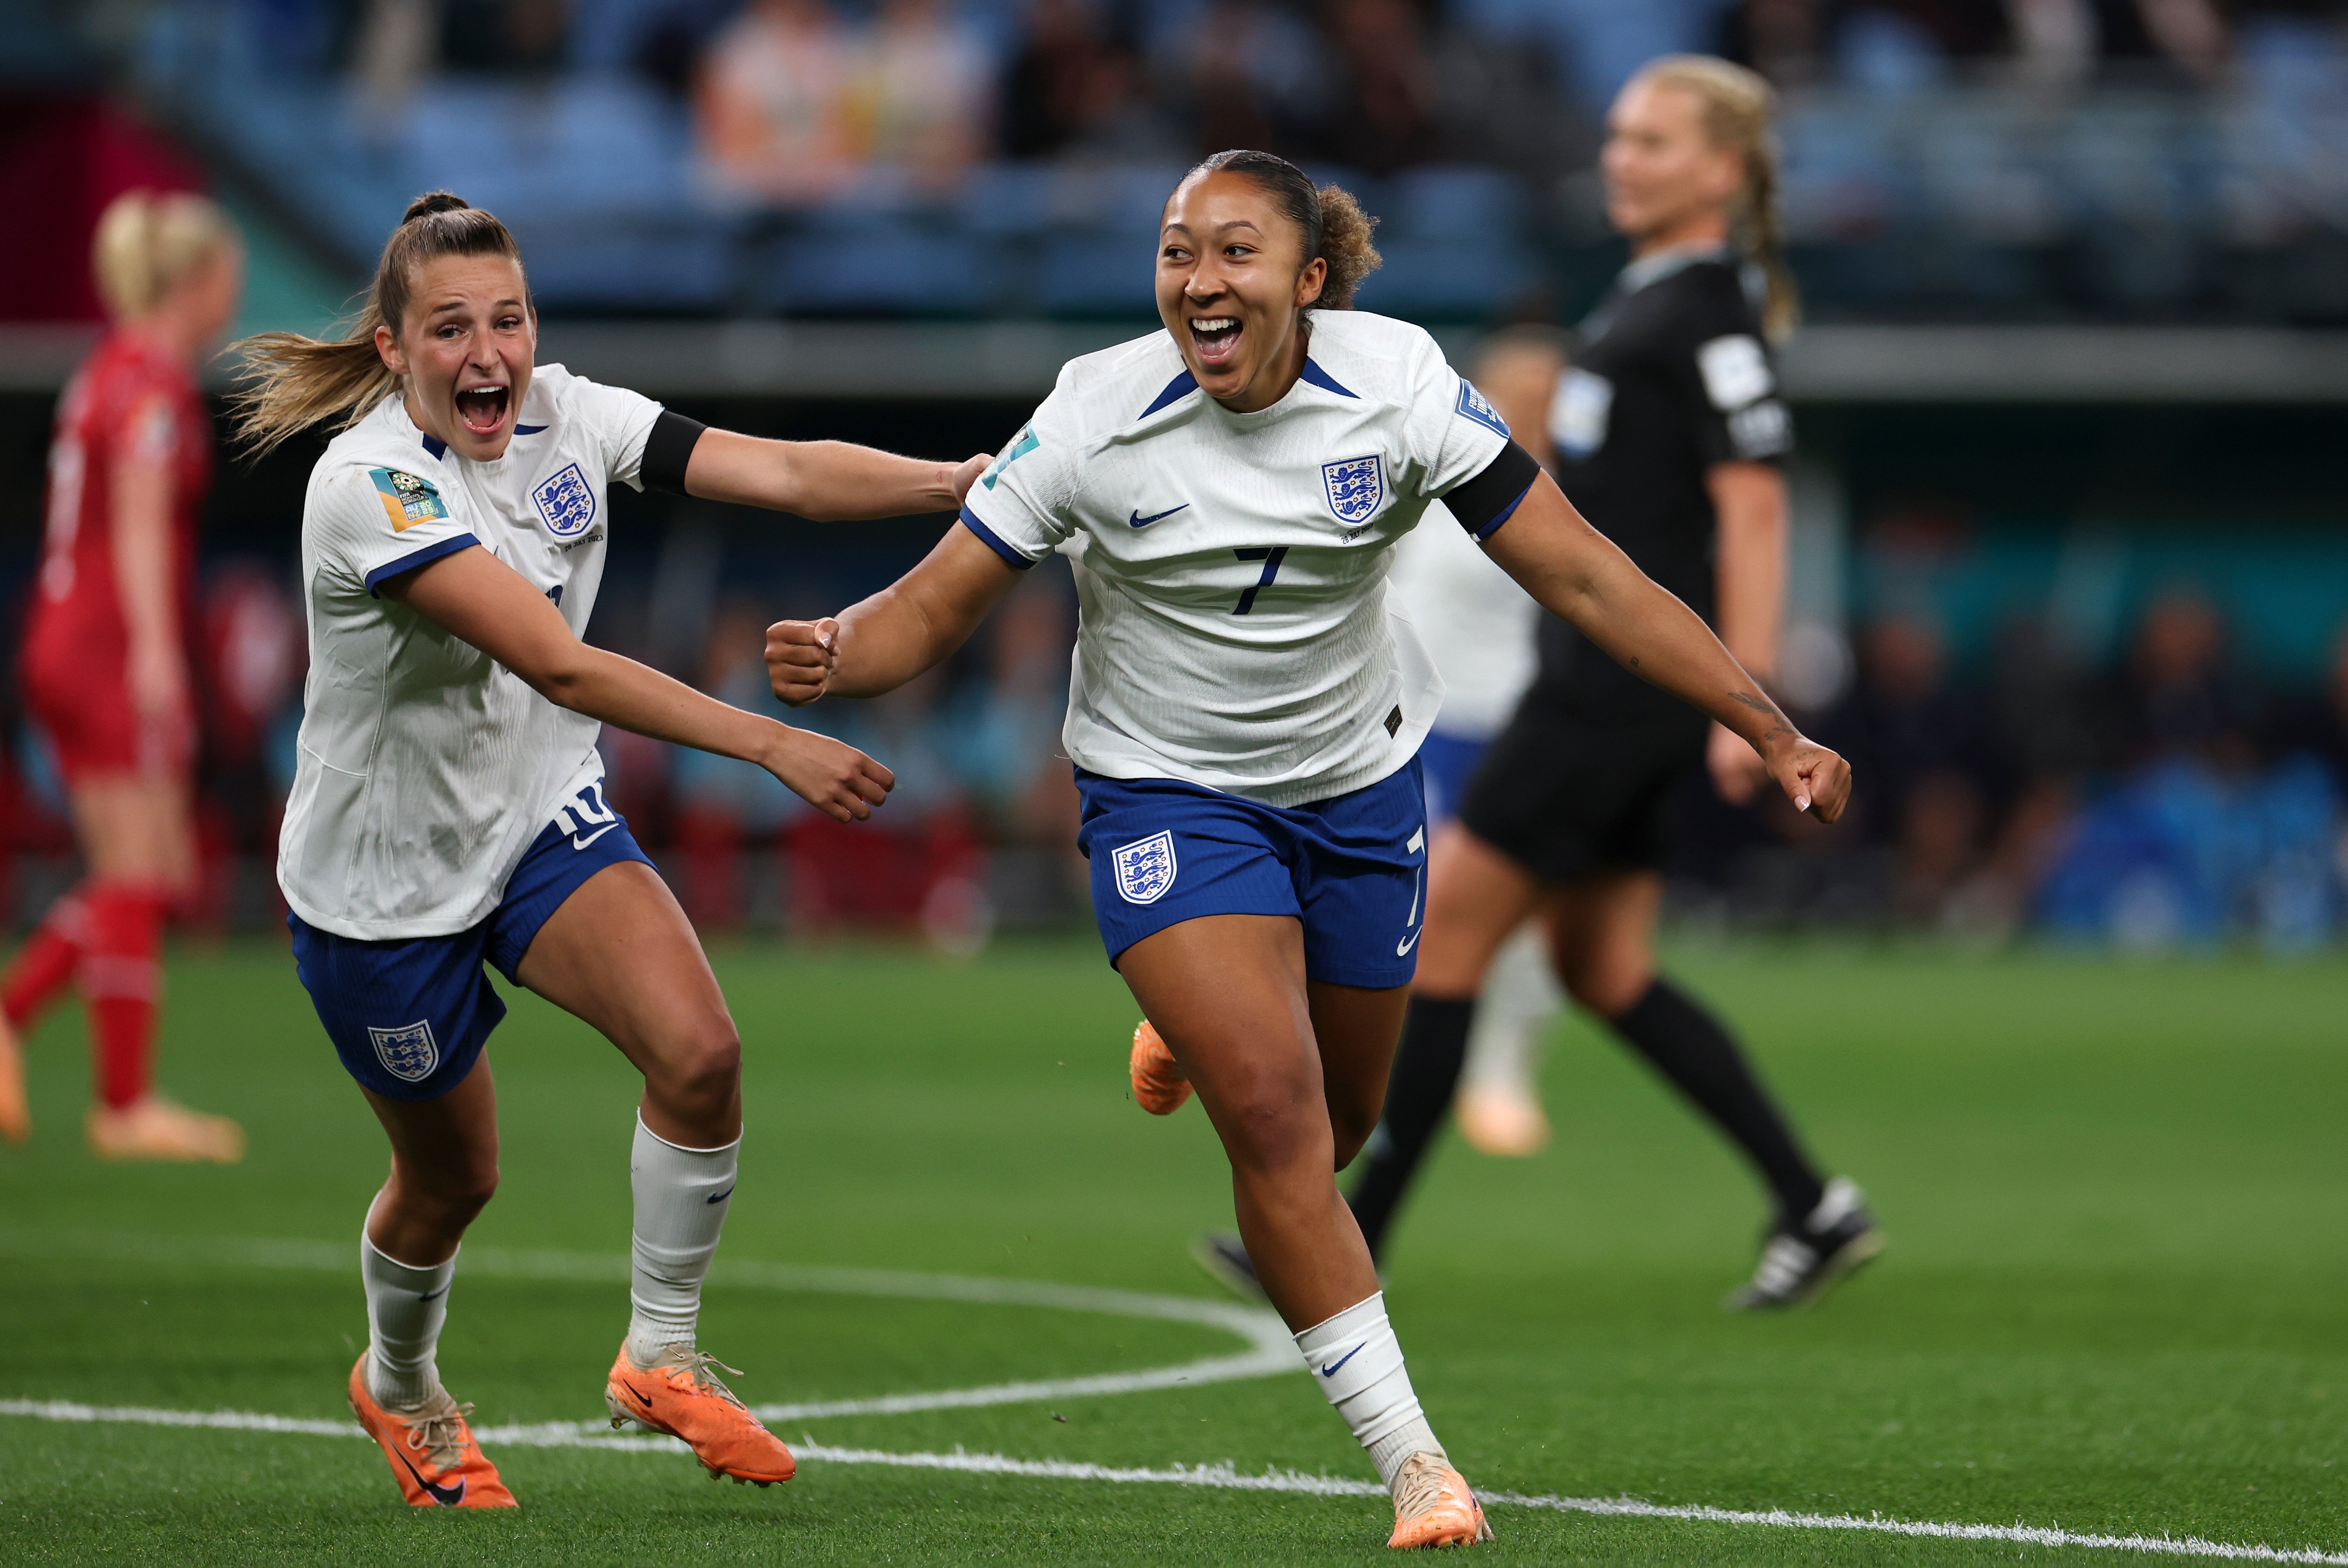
[[228, 191, 527, 457], [1629, 55, 1800, 343], [93, 190, 234, 322]]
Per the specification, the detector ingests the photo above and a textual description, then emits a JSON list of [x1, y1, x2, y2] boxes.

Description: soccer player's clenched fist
[[1767, 734, 1851, 824], [764, 726, 893, 822], [766, 617, 838, 707]]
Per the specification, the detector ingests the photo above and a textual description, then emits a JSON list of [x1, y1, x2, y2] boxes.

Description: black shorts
[[1456, 697, 1708, 885]]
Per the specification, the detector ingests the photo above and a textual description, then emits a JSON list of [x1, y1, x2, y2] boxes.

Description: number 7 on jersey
[[1231, 547, 1289, 615]]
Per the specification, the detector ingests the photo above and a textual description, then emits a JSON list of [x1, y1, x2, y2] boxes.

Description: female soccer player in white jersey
[[764, 151, 1850, 1549], [232, 192, 984, 1509]]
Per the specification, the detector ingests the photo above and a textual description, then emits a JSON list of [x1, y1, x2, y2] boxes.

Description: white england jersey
[[961, 311, 1511, 808], [278, 365, 661, 939], [1388, 499, 1539, 742]]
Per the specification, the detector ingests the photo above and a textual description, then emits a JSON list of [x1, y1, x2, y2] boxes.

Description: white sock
[[362, 1232, 453, 1411], [1461, 925, 1560, 1099], [626, 1114, 739, 1367], [1295, 1292, 1446, 1491]]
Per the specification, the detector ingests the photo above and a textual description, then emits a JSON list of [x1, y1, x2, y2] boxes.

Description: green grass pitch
[[2, 937, 2345, 1564]]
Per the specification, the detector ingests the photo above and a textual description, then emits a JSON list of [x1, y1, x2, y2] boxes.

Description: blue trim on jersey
[[1074, 758, 1428, 988], [365, 533, 480, 597], [1299, 358, 1358, 398], [1468, 478, 1537, 541], [958, 505, 1037, 569], [1140, 371, 1199, 419], [290, 782, 655, 1102], [513, 423, 548, 435], [420, 432, 447, 460]]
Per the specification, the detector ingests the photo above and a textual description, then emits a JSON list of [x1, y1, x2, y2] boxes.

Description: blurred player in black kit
[[1346, 55, 1882, 1310]]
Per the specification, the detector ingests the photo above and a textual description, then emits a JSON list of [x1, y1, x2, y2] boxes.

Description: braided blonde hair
[[1626, 55, 1799, 342]]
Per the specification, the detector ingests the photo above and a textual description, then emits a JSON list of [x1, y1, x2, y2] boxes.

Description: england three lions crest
[[532, 462, 596, 538], [1113, 831, 1178, 905], [369, 1020, 440, 1084], [1321, 455, 1385, 525]]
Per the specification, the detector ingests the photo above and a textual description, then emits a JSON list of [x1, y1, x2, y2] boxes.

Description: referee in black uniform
[[1346, 55, 1882, 1310]]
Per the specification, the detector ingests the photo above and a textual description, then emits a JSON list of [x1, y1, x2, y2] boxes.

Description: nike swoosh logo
[[1396, 927, 1422, 958], [1319, 1343, 1366, 1378], [1127, 504, 1189, 528], [416, 1286, 449, 1302], [630, 1382, 656, 1411], [707, 1185, 735, 1205], [391, 1444, 467, 1506], [570, 822, 618, 851]]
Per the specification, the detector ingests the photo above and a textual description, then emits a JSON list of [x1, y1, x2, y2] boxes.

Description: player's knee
[[1217, 1079, 1327, 1175], [411, 1154, 498, 1220], [1557, 951, 1649, 1020], [654, 1018, 741, 1112]]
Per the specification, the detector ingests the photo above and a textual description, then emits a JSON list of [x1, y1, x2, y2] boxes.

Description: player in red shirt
[[0, 191, 246, 1160]]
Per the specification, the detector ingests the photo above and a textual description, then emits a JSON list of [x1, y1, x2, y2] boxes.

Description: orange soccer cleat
[[1129, 1020, 1192, 1116], [606, 1343, 796, 1485], [1387, 1453, 1493, 1549], [0, 1016, 27, 1145], [346, 1356, 516, 1509], [86, 1094, 245, 1163]]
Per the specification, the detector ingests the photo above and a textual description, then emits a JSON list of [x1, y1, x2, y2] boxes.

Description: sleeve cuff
[[957, 505, 1037, 570], [366, 533, 480, 596]]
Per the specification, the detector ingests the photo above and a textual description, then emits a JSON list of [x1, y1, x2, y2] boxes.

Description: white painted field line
[[4, 1400, 2343, 1564], [0, 1229, 1299, 1419]]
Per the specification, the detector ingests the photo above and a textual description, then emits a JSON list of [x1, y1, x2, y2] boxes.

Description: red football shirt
[[24, 329, 209, 679]]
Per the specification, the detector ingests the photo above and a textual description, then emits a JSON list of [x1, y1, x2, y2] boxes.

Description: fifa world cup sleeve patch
[[368, 468, 453, 533], [980, 425, 1039, 490]]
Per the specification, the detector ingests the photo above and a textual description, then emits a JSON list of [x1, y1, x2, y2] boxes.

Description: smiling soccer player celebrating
[[233, 192, 984, 1508], [765, 149, 1851, 1549]]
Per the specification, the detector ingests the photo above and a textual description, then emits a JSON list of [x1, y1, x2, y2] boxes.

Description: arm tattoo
[[1728, 688, 1796, 741]]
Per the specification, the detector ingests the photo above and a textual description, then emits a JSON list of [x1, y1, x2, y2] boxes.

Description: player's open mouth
[[1189, 317, 1242, 369], [454, 384, 509, 435]]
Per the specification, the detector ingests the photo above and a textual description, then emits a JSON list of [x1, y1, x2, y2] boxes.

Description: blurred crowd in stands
[[98, 0, 2346, 320], [315, 0, 2342, 187], [5, 528, 2347, 952]]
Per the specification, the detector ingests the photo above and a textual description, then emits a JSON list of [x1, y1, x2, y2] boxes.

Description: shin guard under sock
[[1345, 996, 1476, 1262], [626, 1115, 739, 1365], [81, 886, 166, 1111], [1295, 1293, 1444, 1490], [362, 1231, 454, 1410], [1609, 977, 1825, 1222]]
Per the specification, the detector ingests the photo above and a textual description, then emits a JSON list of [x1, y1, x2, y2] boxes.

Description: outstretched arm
[[682, 428, 989, 521], [766, 522, 1022, 705], [385, 545, 893, 822], [1481, 472, 1850, 822]]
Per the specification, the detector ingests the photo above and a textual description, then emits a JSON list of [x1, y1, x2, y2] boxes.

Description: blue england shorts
[[288, 779, 655, 1103], [1074, 758, 1427, 990]]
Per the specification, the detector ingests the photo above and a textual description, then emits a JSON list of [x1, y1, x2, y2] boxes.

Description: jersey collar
[[1137, 357, 1357, 422]]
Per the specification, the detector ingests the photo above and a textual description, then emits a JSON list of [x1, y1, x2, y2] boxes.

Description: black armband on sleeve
[[1443, 441, 1542, 541], [640, 410, 708, 495]]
